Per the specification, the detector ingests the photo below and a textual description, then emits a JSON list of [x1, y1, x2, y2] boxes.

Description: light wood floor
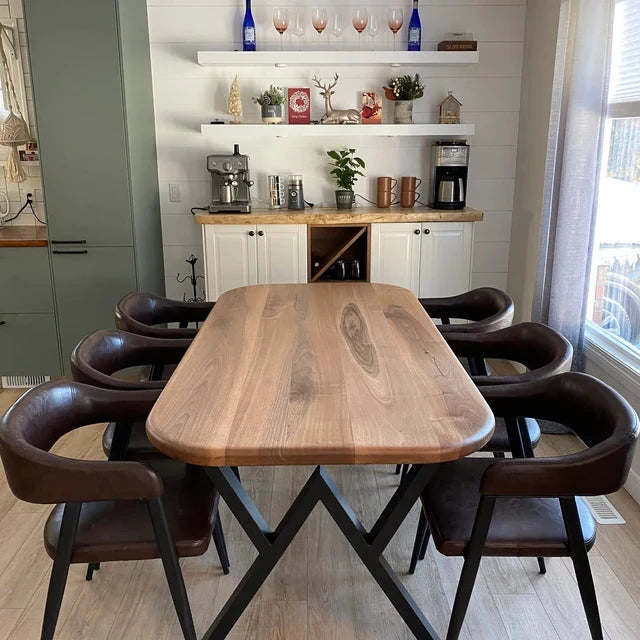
[[0, 387, 639, 640]]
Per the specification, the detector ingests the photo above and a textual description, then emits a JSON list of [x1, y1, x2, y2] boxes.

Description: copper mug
[[400, 176, 422, 208], [376, 176, 398, 208]]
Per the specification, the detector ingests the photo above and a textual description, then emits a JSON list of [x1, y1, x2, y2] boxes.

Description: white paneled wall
[[147, 0, 525, 299], [0, 0, 45, 227]]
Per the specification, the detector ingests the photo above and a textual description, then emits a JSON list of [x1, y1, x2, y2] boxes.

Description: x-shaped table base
[[203, 464, 438, 640]]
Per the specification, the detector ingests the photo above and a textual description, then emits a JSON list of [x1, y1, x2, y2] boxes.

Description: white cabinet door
[[202, 225, 258, 301], [418, 222, 473, 298], [370, 223, 422, 295], [256, 224, 308, 285]]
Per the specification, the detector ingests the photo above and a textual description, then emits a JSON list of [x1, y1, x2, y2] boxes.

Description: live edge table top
[[146, 283, 494, 467]]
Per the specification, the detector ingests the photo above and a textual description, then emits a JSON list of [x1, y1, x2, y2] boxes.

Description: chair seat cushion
[[422, 458, 596, 557], [102, 421, 159, 459], [481, 417, 541, 453], [44, 460, 217, 563]]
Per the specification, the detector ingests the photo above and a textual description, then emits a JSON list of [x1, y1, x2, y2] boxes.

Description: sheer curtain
[[532, 0, 615, 368]]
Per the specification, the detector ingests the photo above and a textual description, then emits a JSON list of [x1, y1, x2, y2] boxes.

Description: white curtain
[[532, 0, 615, 367]]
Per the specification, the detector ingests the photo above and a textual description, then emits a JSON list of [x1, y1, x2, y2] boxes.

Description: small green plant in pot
[[327, 148, 365, 210], [252, 85, 285, 124]]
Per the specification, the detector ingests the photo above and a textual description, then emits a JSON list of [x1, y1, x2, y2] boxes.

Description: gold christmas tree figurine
[[228, 75, 242, 124]]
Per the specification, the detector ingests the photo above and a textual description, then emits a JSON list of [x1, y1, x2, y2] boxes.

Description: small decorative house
[[438, 91, 462, 125]]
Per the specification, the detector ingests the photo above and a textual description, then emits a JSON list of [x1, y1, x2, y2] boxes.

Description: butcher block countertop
[[0, 226, 48, 247], [195, 206, 483, 225]]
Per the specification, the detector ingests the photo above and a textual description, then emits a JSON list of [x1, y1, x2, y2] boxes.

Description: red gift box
[[361, 92, 382, 124], [288, 88, 311, 124]]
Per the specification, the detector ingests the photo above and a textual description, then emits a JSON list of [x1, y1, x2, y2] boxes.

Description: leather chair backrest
[[115, 292, 214, 339], [70, 329, 191, 391], [420, 287, 514, 334], [445, 322, 573, 385], [480, 373, 639, 497], [0, 381, 163, 504]]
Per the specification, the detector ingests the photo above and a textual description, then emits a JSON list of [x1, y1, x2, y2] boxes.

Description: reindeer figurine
[[312, 74, 361, 125]]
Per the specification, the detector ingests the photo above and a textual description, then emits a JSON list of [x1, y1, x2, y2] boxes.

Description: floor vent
[[1, 375, 51, 389], [582, 495, 626, 525]]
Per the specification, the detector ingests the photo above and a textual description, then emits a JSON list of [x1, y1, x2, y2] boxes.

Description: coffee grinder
[[429, 141, 469, 210], [207, 144, 254, 213]]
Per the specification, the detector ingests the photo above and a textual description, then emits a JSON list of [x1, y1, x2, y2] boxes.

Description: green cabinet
[[51, 247, 136, 373], [0, 314, 60, 375], [0, 248, 53, 313]]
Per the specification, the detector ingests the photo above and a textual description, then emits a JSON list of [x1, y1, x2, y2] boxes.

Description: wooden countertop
[[0, 226, 48, 247], [195, 206, 483, 225], [146, 283, 494, 466]]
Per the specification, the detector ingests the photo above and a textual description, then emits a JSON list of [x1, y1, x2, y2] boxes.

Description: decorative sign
[[288, 88, 311, 124], [361, 92, 382, 124]]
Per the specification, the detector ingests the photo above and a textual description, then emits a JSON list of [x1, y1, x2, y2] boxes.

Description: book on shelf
[[287, 88, 311, 124]]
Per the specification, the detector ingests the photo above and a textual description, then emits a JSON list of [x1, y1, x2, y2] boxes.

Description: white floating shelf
[[197, 50, 479, 68], [201, 123, 474, 138]]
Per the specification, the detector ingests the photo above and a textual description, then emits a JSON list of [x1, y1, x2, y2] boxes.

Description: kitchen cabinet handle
[[51, 240, 86, 244], [248, 230, 255, 237], [52, 250, 88, 254], [424, 228, 430, 235], [413, 229, 421, 235], [257, 230, 264, 237], [0, 320, 5, 326]]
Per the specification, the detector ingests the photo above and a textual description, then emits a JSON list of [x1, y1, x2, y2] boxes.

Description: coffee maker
[[207, 144, 254, 213], [429, 141, 469, 210]]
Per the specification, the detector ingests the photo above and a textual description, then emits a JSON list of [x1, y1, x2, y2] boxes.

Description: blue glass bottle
[[408, 0, 422, 51], [243, 0, 256, 51]]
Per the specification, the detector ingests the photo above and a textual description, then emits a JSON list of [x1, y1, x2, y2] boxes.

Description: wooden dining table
[[147, 283, 494, 640]]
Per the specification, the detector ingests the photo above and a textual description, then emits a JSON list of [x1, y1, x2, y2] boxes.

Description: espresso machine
[[429, 141, 469, 210], [207, 144, 254, 213]]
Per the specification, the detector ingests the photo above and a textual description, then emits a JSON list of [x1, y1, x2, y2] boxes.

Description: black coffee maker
[[429, 141, 469, 210]]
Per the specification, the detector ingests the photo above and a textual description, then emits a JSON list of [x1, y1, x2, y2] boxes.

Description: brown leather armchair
[[0, 381, 221, 640], [412, 373, 638, 640]]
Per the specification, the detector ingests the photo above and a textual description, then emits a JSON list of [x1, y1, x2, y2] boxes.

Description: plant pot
[[394, 100, 414, 124], [335, 190, 354, 209], [261, 104, 283, 124]]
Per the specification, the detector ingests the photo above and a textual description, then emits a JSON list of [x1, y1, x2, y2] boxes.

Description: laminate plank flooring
[[1, 387, 639, 639]]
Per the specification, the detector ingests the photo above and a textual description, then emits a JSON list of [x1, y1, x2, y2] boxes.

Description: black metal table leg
[[203, 464, 439, 640]]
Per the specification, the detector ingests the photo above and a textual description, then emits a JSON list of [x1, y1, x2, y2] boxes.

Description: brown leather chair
[[115, 291, 214, 340], [411, 373, 638, 640], [70, 329, 230, 576], [0, 381, 220, 640]]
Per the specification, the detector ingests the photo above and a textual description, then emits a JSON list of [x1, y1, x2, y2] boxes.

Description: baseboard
[[625, 469, 640, 504]]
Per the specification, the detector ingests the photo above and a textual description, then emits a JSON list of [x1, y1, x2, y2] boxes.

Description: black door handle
[[51, 240, 86, 244], [413, 229, 421, 235], [52, 250, 88, 254], [424, 228, 430, 235], [258, 230, 264, 236], [0, 320, 5, 326], [248, 230, 255, 237]]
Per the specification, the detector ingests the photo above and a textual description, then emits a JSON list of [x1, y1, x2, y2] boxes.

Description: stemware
[[387, 7, 403, 51], [273, 8, 289, 51], [292, 12, 305, 39], [312, 8, 328, 46], [368, 13, 380, 45], [331, 13, 343, 41], [352, 8, 369, 50]]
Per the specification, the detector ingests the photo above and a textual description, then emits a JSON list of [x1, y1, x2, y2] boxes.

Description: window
[[586, 0, 640, 362]]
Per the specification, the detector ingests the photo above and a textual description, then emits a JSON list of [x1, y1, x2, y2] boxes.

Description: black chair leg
[[41, 502, 81, 640], [409, 507, 430, 574], [147, 497, 197, 640], [400, 464, 410, 482], [394, 464, 402, 475], [231, 466, 241, 481], [560, 497, 603, 640], [212, 513, 230, 575], [85, 562, 100, 581], [418, 522, 431, 561], [446, 497, 496, 640], [537, 558, 547, 574]]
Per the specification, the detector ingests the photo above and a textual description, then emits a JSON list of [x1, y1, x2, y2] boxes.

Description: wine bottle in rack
[[407, 0, 422, 51], [243, 0, 256, 51]]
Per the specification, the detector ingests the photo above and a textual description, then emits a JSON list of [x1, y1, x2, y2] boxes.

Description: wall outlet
[[169, 183, 181, 202]]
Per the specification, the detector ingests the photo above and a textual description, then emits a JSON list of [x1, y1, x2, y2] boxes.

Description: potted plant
[[252, 85, 285, 124], [383, 74, 425, 124], [327, 148, 365, 209]]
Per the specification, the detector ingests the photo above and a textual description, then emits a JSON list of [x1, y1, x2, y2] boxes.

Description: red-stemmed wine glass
[[352, 8, 369, 50], [387, 7, 403, 51], [273, 8, 289, 51], [312, 8, 328, 47]]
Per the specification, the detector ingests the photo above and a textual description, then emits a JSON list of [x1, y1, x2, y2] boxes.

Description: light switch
[[169, 183, 181, 202]]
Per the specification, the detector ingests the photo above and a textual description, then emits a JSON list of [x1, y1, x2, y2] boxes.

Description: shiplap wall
[[147, 0, 525, 300], [0, 0, 44, 227]]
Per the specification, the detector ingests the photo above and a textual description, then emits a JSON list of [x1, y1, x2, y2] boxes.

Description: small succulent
[[252, 85, 285, 107], [383, 74, 425, 101]]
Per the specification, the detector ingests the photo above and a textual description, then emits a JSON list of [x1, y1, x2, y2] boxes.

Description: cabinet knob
[[424, 228, 430, 235], [0, 320, 5, 326], [248, 230, 255, 237], [258, 230, 264, 237], [414, 229, 421, 235]]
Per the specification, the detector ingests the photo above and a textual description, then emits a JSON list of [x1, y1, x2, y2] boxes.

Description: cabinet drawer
[[0, 313, 60, 375], [0, 247, 54, 313]]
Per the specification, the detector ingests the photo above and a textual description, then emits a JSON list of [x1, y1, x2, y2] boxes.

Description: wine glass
[[273, 8, 289, 51], [387, 7, 403, 51], [292, 12, 305, 40], [331, 13, 343, 42], [312, 8, 328, 47], [352, 8, 369, 50], [368, 13, 379, 46]]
